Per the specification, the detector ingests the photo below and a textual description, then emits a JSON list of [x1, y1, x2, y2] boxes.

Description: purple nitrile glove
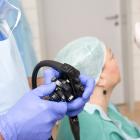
[[0, 69, 67, 140], [66, 75, 95, 116], [44, 68, 95, 117]]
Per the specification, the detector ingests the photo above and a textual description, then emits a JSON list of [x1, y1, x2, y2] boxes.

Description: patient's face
[[102, 48, 120, 89]]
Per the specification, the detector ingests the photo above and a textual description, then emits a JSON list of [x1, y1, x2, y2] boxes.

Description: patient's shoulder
[[56, 111, 106, 140], [79, 111, 107, 138], [79, 110, 104, 126]]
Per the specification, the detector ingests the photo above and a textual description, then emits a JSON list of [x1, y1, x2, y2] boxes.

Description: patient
[[55, 37, 140, 140]]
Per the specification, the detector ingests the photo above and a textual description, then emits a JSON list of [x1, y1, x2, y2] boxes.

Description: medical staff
[[0, 69, 94, 140], [7, 0, 37, 77], [0, 0, 95, 140]]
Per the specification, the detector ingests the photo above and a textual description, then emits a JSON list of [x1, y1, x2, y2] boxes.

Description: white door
[[39, 0, 125, 104]]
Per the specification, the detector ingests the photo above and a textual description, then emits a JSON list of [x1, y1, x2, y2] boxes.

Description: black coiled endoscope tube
[[32, 61, 57, 140], [32, 60, 81, 140], [32, 60, 63, 89]]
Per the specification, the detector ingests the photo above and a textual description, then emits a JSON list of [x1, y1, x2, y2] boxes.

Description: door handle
[[105, 14, 119, 20]]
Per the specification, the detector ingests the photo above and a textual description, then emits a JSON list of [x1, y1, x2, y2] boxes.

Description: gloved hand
[[66, 75, 95, 116], [44, 68, 95, 117], [0, 70, 67, 140]]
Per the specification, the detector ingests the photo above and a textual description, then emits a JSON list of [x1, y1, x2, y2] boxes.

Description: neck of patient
[[89, 86, 113, 113]]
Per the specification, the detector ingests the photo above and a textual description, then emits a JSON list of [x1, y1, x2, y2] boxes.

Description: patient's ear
[[97, 73, 106, 87]]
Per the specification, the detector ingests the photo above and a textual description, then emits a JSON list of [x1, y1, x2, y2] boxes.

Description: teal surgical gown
[[56, 103, 140, 140]]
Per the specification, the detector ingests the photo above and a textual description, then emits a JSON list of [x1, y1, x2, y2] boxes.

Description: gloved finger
[[79, 75, 94, 86], [32, 83, 56, 97], [67, 107, 84, 117], [82, 78, 95, 101], [67, 98, 85, 112], [79, 75, 89, 85], [44, 68, 60, 84]]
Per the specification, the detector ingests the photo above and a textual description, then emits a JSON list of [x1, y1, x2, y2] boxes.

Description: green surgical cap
[[55, 37, 106, 83]]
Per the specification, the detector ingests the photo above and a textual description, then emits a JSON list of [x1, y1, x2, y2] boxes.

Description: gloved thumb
[[44, 68, 59, 84], [32, 83, 56, 97]]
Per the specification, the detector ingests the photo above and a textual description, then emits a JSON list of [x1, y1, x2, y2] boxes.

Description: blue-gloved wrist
[[0, 115, 17, 140]]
